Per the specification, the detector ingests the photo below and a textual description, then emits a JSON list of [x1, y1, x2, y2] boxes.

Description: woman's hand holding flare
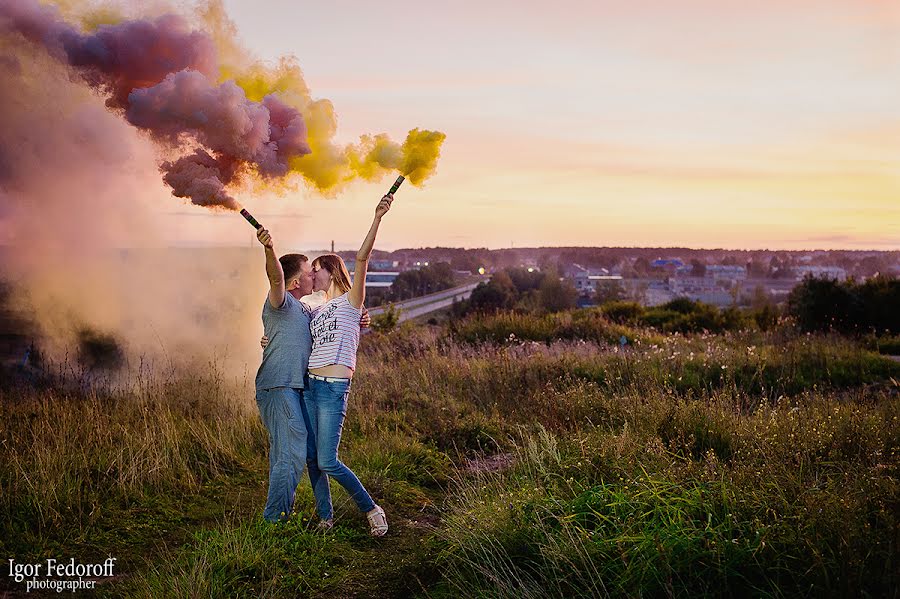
[[375, 194, 393, 220]]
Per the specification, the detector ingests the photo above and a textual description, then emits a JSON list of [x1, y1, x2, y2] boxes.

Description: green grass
[[435, 395, 899, 598], [2, 315, 898, 597], [116, 516, 359, 598]]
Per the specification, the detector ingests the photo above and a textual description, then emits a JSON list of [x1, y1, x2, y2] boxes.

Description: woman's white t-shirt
[[308, 293, 362, 371]]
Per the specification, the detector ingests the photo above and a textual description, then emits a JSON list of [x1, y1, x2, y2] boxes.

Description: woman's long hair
[[313, 254, 353, 295]]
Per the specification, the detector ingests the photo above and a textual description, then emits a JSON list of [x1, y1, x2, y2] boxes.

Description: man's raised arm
[[257, 228, 285, 309]]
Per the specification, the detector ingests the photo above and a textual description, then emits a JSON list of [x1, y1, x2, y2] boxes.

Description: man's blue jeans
[[255, 387, 330, 523], [302, 377, 376, 518]]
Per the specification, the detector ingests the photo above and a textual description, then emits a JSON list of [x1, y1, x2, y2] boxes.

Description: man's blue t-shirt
[[255, 293, 312, 391]]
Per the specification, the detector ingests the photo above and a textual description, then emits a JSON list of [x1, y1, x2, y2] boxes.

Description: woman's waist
[[308, 364, 354, 379]]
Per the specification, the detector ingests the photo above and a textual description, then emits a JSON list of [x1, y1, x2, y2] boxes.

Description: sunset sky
[[166, 0, 899, 251]]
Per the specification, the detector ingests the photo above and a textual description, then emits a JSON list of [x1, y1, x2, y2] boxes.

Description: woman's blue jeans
[[302, 377, 376, 518]]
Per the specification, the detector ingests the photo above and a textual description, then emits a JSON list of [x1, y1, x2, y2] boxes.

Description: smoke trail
[[1, 0, 445, 204]]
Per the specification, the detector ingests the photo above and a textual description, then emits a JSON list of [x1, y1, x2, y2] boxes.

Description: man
[[254, 227, 368, 523]]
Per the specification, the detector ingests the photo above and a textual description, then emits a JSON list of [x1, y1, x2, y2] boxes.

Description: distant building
[[348, 271, 401, 288], [573, 273, 622, 294], [344, 259, 397, 272], [706, 265, 747, 281], [669, 276, 721, 295], [651, 258, 684, 272], [407, 258, 431, 270], [566, 263, 616, 293], [644, 281, 675, 306], [565, 263, 588, 278]]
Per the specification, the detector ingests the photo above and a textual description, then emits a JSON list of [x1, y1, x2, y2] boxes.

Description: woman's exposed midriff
[[309, 364, 354, 379]]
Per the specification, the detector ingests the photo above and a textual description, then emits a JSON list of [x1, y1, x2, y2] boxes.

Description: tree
[[594, 281, 626, 305], [389, 262, 457, 300], [468, 272, 517, 313], [750, 285, 770, 309], [691, 259, 707, 278], [856, 274, 900, 334], [506, 267, 544, 294], [451, 253, 481, 274], [858, 256, 888, 278], [538, 276, 578, 313], [787, 276, 862, 333], [633, 257, 651, 277], [747, 259, 768, 278]]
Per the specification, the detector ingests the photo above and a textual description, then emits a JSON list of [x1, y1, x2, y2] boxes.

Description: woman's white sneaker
[[366, 505, 388, 537]]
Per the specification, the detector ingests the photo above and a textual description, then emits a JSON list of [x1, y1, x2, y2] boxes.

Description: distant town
[[331, 247, 899, 308]]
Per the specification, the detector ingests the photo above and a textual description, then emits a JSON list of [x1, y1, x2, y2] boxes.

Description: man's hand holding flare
[[257, 228, 274, 249]]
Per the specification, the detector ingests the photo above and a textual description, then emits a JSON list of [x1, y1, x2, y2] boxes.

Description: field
[[1, 310, 898, 597]]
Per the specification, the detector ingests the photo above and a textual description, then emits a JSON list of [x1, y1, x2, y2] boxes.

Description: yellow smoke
[[400, 128, 447, 184], [79, 5, 123, 29], [198, 0, 445, 194], [44, 0, 125, 30], [348, 134, 402, 181]]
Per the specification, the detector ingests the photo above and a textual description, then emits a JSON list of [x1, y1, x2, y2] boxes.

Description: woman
[[303, 193, 393, 536]]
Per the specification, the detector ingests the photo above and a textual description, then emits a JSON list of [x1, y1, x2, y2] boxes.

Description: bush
[[600, 301, 644, 324], [876, 335, 900, 355], [371, 303, 401, 333], [643, 300, 742, 334], [787, 274, 899, 335]]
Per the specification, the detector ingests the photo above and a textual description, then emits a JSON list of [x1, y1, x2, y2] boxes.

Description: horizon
[[1, 240, 895, 255]]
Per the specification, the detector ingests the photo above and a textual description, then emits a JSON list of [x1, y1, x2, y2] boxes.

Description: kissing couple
[[253, 193, 394, 536]]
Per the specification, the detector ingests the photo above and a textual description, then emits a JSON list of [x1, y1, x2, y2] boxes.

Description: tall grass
[[436, 388, 899, 597], [0, 363, 265, 560], [2, 311, 898, 596]]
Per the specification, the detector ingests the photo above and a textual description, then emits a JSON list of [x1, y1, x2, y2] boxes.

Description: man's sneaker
[[316, 518, 334, 531]]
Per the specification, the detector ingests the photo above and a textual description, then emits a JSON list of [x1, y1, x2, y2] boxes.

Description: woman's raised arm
[[349, 194, 393, 309]]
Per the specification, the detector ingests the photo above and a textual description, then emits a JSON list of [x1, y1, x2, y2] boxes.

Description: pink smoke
[[161, 150, 240, 210], [0, 0, 311, 209]]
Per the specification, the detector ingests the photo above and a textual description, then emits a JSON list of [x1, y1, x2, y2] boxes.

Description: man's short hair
[[279, 253, 308, 284]]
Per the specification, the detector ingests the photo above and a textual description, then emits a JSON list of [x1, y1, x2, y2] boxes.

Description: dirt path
[[315, 454, 515, 598], [313, 492, 445, 598]]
